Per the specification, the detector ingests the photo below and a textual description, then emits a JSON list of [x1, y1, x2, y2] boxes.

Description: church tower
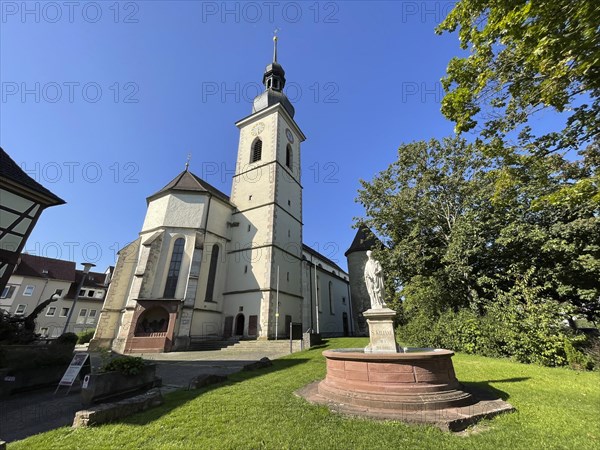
[[224, 36, 306, 339]]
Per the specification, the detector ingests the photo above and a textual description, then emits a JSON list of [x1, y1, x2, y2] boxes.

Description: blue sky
[[1, 1, 470, 271]]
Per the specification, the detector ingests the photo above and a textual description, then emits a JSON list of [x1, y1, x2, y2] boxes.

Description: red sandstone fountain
[[298, 252, 514, 432]]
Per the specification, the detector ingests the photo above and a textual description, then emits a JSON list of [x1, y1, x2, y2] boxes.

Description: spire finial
[[185, 153, 191, 171], [273, 28, 279, 63]]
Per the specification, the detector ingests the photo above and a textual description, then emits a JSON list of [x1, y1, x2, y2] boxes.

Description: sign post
[[54, 353, 90, 395]]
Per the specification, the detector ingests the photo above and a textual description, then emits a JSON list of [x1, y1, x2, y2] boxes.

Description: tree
[[356, 1, 599, 364], [437, 0, 599, 203], [357, 137, 600, 324], [357, 137, 488, 317]]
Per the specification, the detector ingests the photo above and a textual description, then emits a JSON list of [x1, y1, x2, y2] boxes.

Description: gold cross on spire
[[273, 28, 280, 63]]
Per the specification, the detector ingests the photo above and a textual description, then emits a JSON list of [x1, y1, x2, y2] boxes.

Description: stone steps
[[187, 337, 304, 353], [223, 339, 303, 353], [188, 338, 239, 351]]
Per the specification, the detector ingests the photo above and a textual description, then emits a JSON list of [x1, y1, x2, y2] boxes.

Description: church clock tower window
[[251, 139, 262, 163], [286, 144, 293, 169], [164, 237, 185, 298]]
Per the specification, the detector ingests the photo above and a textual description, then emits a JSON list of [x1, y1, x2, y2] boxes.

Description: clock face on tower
[[251, 122, 265, 136], [285, 128, 294, 143]]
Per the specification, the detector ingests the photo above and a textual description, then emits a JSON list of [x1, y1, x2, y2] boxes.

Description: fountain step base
[[318, 380, 475, 411], [295, 348, 515, 431], [297, 381, 515, 432]]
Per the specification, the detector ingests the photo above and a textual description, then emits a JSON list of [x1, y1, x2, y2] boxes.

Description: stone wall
[[73, 388, 163, 427], [89, 238, 140, 351]]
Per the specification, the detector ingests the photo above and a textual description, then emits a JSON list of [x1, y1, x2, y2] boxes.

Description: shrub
[[102, 356, 146, 376], [485, 284, 571, 366], [54, 332, 78, 346], [0, 345, 72, 371], [564, 336, 596, 370], [77, 329, 95, 344], [0, 309, 36, 344], [583, 336, 600, 369], [396, 287, 591, 368]]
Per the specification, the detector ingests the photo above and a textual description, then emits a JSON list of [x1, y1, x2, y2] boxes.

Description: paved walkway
[[0, 347, 293, 444], [140, 348, 294, 388]]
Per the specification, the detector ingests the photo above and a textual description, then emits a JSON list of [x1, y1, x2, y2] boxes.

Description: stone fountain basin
[[296, 346, 515, 431], [318, 348, 474, 411]]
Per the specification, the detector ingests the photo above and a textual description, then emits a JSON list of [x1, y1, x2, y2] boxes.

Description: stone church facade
[[90, 40, 356, 353]]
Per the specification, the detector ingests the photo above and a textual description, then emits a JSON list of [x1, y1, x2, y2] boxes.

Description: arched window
[[205, 244, 220, 302], [251, 139, 262, 163], [286, 144, 293, 170], [328, 281, 334, 314], [164, 237, 185, 298]]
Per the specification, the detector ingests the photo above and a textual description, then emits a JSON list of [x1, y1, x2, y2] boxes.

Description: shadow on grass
[[305, 344, 329, 351], [461, 377, 530, 401], [116, 358, 310, 426]]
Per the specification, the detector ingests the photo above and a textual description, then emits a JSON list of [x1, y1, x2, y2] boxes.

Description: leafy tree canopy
[[437, 0, 599, 147], [436, 0, 599, 203], [357, 137, 600, 324]]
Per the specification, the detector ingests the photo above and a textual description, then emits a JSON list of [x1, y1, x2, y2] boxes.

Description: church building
[[90, 38, 355, 353]]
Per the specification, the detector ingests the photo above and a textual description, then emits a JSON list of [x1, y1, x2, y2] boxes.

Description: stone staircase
[[188, 337, 240, 351], [188, 337, 303, 353], [223, 339, 303, 353]]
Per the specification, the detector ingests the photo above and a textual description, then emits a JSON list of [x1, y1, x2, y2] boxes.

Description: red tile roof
[[14, 254, 76, 281]]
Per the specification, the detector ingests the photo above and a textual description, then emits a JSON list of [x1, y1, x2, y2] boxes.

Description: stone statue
[[364, 250, 386, 309]]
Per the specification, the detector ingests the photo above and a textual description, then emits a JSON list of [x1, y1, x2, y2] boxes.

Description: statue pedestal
[[363, 308, 398, 353]]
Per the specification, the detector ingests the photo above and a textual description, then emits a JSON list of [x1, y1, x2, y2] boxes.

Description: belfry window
[[205, 244, 220, 302], [251, 139, 262, 163], [164, 237, 185, 298], [286, 144, 293, 170]]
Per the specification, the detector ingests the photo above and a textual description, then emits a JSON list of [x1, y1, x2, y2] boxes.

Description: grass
[[10, 338, 600, 449]]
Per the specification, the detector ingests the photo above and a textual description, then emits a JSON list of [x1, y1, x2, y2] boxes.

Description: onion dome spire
[[253, 32, 295, 118]]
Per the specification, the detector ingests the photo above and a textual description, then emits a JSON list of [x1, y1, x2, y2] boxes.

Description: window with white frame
[[15, 304, 27, 315], [54, 289, 63, 297], [23, 285, 34, 296], [86, 309, 97, 324], [1, 285, 16, 299], [87, 290, 94, 297], [60, 307, 69, 317], [51, 328, 61, 338], [76, 308, 88, 324], [46, 306, 57, 316], [95, 290, 104, 299], [40, 327, 48, 337]]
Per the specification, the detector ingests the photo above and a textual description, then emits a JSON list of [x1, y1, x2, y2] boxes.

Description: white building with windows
[[1, 254, 111, 337], [90, 39, 353, 354]]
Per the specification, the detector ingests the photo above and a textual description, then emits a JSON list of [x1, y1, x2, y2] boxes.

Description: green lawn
[[11, 338, 600, 449]]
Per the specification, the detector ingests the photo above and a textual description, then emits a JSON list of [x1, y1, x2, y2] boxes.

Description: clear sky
[[1, 1, 469, 272]]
